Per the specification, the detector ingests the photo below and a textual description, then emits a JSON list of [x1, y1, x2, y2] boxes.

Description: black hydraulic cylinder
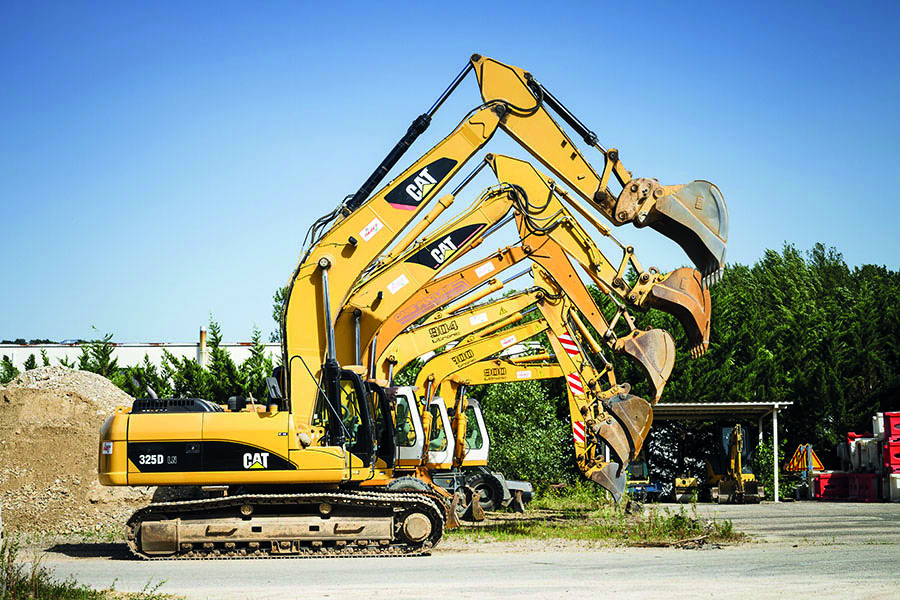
[[345, 61, 474, 212], [528, 78, 601, 150], [346, 113, 431, 211]]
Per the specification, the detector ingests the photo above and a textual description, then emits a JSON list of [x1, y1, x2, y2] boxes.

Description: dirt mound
[[0, 369, 154, 533], [4, 366, 133, 414]]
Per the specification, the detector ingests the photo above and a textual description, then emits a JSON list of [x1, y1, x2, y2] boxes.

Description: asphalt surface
[[38, 502, 900, 599]]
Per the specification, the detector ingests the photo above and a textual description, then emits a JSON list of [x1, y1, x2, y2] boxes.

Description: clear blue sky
[[2, 1, 898, 342]]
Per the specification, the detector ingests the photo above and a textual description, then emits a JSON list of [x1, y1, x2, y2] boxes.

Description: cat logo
[[405, 167, 438, 202], [385, 158, 457, 210], [430, 236, 459, 265], [405, 223, 485, 270], [243, 452, 270, 469]]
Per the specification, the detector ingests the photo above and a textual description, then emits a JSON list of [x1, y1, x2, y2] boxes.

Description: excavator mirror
[[265, 376, 284, 410]]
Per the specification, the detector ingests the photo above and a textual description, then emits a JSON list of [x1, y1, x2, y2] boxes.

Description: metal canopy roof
[[652, 402, 793, 421]]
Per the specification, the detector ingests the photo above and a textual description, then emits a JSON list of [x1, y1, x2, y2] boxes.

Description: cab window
[[340, 380, 362, 447], [464, 405, 484, 450], [395, 396, 417, 447], [428, 405, 447, 452]]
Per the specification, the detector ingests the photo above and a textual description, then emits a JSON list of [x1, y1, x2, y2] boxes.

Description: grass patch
[[0, 538, 178, 599], [449, 483, 744, 547]]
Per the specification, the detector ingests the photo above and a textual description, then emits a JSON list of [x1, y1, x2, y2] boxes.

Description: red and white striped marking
[[573, 421, 586, 444], [558, 333, 580, 356], [566, 373, 585, 395]]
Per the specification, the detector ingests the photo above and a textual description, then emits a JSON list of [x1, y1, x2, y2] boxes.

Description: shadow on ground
[[46, 543, 133, 560]]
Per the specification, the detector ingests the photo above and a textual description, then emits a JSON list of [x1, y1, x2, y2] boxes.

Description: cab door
[[393, 387, 425, 467], [426, 398, 455, 469], [461, 398, 490, 466]]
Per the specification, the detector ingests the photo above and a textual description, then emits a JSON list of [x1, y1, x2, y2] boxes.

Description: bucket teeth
[[645, 267, 711, 357], [607, 393, 653, 459], [701, 267, 724, 288], [587, 462, 627, 502], [614, 329, 675, 404]]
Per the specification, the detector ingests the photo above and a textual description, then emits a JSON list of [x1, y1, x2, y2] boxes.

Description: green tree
[[240, 326, 274, 400], [78, 331, 119, 379], [270, 285, 288, 342], [23, 354, 37, 371], [205, 318, 246, 404], [0, 355, 19, 384]]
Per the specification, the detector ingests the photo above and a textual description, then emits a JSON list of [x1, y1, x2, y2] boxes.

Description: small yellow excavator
[[706, 424, 763, 504]]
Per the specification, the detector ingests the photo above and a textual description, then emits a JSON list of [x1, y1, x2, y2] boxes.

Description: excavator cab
[[389, 386, 456, 470]]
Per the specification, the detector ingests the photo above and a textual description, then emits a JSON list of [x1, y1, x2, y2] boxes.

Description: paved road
[[690, 501, 900, 544], [40, 502, 900, 600]]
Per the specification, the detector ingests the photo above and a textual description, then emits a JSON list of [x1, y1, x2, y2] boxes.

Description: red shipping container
[[884, 413, 900, 439], [848, 473, 880, 501], [815, 472, 850, 499], [884, 438, 900, 472]]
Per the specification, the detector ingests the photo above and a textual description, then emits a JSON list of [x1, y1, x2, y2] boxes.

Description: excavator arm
[[413, 318, 551, 404], [369, 231, 676, 403], [336, 179, 521, 367], [283, 107, 501, 421], [534, 289, 650, 501], [470, 55, 727, 278], [488, 154, 712, 357], [376, 289, 545, 382]]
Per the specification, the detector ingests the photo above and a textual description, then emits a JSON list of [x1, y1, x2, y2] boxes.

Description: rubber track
[[126, 489, 446, 560]]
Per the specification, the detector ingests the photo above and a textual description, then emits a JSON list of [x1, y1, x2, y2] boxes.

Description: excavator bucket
[[616, 180, 728, 279], [588, 415, 633, 468], [615, 329, 676, 404], [607, 393, 653, 460], [644, 267, 711, 357], [587, 462, 627, 503]]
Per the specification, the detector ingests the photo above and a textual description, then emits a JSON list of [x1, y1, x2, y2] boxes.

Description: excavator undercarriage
[[127, 490, 446, 559]]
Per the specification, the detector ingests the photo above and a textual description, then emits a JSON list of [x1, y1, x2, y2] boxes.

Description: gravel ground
[[36, 502, 900, 599]]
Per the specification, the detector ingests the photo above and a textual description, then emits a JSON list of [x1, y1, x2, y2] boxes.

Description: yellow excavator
[[97, 54, 727, 559], [706, 424, 763, 504]]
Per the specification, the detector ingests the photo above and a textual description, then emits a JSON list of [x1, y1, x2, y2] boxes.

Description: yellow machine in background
[[706, 424, 762, 504]]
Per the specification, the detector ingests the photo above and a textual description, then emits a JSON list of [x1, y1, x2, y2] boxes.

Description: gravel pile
[[3, 366, 133, 413], [0, 367, 152, 534]]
